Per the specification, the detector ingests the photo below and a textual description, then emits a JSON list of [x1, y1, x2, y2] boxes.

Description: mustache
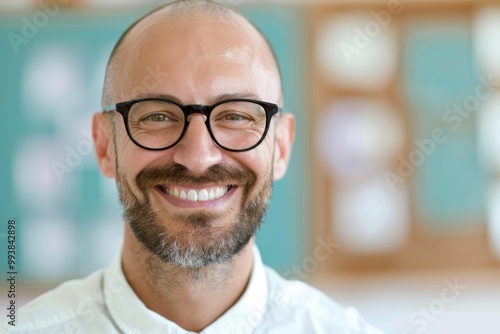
[[135, 163, 257, 192]]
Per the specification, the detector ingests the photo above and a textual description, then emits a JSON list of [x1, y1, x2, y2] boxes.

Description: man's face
[[96, 13, 292, 268]]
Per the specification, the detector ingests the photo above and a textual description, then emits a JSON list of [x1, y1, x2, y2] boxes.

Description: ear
[[273, 113, 295, 181], [92, 112, 116, 179]]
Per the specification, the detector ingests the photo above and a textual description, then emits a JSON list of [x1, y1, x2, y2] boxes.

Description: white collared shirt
[[2, 247, 385, 334]]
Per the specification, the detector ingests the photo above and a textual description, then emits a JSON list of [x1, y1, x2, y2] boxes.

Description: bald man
[[4, 1, 384, 333]]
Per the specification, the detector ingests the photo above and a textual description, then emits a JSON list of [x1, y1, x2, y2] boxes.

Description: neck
[[121, 225, 254, 332]]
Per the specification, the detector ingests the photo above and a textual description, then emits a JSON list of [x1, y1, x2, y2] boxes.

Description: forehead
[[115, 12, 280, 104]]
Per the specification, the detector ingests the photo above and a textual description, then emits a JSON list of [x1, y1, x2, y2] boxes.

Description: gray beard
[[116, 163, 272, 268]]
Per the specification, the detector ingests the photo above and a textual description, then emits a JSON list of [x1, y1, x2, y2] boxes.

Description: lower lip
[[154, 186, 238, 209]]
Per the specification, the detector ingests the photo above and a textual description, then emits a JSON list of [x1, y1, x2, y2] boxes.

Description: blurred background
[[1, 0, 499, 333]]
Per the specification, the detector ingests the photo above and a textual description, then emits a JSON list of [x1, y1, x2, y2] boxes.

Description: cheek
[[236, 136, 273, 168], [255, 131, 275, 166], [114, 124, 162, 175], [232, 138, 274, 187]]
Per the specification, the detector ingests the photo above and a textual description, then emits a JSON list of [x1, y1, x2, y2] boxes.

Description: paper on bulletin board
[[316, 12, 398, 91], [316, 99, 404, 181], [332, 178, 409, 253], [474, 7, 500, 81]]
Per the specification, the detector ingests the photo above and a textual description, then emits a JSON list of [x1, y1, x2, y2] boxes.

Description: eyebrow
[[131, 92, 264, 105]]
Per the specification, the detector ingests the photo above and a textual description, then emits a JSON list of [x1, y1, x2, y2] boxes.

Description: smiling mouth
[[158, 185, 237, 202]]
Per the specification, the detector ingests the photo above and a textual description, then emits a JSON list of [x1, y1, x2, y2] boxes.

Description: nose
[[172, 114, 223, 174]]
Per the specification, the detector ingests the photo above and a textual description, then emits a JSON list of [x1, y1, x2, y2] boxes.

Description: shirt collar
[[104, 245, 268, 334]]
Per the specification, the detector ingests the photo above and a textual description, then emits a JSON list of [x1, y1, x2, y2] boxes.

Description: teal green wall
[[403, 23, 487, 228]]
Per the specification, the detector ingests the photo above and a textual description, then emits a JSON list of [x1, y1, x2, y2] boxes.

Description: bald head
[[102, 0, 282, 108]]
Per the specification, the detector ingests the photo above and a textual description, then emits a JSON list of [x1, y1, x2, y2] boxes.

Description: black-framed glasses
[[103, 98, 281, 152]]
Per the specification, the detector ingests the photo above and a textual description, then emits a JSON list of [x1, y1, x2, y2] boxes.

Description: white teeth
[[166, 186, 231, 201], [187, 189, 197, 201], [198, 189, 209, 201]]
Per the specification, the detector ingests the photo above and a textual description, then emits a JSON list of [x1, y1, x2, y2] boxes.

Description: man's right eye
[[143, 113, 169, 122]]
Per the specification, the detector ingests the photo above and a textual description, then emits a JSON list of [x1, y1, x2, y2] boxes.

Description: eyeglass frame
[[103, 97, 281, 152]]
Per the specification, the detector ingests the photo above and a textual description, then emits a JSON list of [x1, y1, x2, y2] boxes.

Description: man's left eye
[[224, 114, 248, 121]]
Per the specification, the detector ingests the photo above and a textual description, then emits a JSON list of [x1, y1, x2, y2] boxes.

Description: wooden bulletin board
[[308, 0, 500, 273]]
